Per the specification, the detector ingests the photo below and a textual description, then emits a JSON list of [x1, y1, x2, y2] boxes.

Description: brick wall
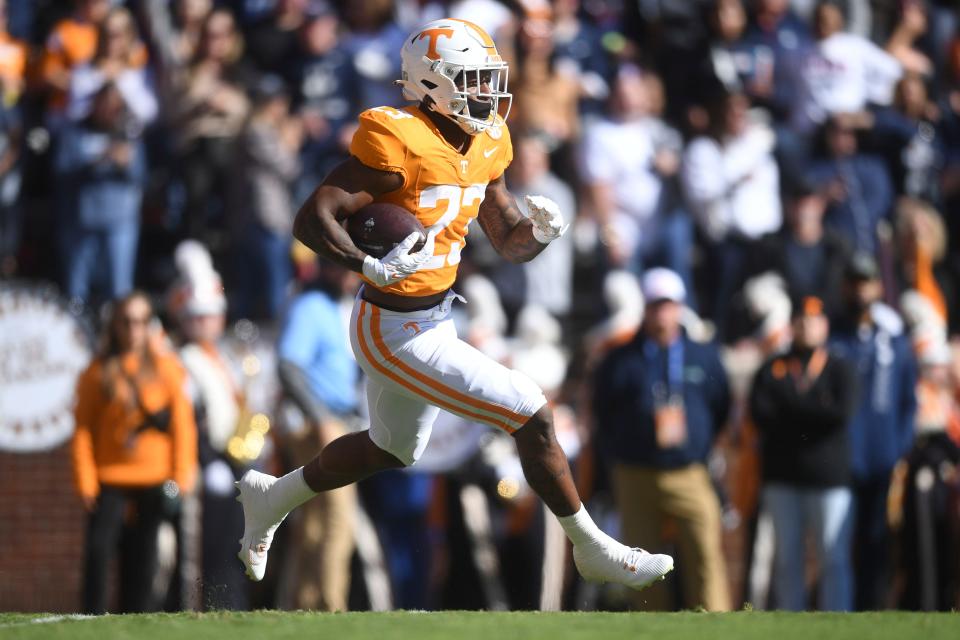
[[0, 445, 85, 612]]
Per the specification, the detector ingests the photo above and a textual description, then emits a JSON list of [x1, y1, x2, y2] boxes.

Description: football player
[[236, 18, 674, 592]]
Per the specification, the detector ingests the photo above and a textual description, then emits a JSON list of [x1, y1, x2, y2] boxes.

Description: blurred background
[[0, 0, 959, 615]]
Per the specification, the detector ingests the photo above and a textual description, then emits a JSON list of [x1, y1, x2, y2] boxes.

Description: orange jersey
[[349, 105, 513, 297]]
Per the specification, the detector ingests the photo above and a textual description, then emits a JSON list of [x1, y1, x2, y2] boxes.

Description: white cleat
[[573, 539, 674, 590], [236, 470, 288, 582]]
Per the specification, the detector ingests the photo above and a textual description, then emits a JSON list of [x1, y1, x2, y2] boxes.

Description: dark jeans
[[707, 236, 755, 341], [852, 474, 893, 610], [631, 210, 696, 310], [61, 219, 139, 302], [82, 485, 167, 614], [231, 223, 291, 321], [181, 136, 237, 239]]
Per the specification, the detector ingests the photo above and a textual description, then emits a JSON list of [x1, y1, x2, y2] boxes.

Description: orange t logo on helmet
[[417, 27, 455, 60]]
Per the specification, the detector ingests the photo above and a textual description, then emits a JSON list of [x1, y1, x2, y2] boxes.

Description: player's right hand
[[361, 231, 435, 287]]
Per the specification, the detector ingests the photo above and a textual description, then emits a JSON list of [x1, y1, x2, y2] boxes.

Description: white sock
[[557, 504, 608, 547], [268, 467, 317, 516]]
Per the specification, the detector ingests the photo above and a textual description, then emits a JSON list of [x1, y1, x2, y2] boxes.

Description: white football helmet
[[398, 18, 511, 135]]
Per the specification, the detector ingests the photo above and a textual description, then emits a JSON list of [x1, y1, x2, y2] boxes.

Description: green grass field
[[1, 610, 959, 640]]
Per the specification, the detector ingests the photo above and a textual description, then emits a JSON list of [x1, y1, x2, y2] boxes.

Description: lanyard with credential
[[667, 339, 684, 396], [647, 339, 684, 402]]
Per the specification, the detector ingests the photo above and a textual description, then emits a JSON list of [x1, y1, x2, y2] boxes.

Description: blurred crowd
[[3, 0, 960, 615]]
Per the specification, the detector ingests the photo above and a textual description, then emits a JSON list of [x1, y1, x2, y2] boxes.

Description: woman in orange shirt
[[71, 291, 197, 614]]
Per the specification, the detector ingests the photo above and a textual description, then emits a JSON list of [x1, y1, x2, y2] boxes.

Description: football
[[347, 202, 427, 259]]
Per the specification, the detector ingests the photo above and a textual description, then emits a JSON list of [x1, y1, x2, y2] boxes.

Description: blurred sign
[[0, 284, 92, 452]]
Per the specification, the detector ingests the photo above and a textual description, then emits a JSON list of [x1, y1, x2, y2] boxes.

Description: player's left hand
[[524, 195, 569, 244]]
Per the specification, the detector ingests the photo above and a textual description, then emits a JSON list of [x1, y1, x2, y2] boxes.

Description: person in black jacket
[[750, 295, 858, 611]]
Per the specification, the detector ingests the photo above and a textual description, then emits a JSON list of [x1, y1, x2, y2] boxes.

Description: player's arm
[[477, 173, 567, 264], [293, 156, 403, 272]]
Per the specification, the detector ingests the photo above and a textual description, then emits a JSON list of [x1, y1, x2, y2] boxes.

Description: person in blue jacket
[[593, 268, 731, 611], [55, 81, 147, 304], [828, 252, 918, 610]]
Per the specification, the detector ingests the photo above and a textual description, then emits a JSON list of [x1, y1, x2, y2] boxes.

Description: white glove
[[362, 231, 435, 287], [524, 195, 569, 244]]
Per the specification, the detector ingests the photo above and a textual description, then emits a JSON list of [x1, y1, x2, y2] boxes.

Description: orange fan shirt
[[0, 32, 26, 101], [40, 18, 148, 109], [349, 105, 513, 297]]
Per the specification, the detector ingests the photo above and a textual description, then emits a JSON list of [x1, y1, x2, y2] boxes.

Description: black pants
[[201, 489, 248, 610], [853, 475, 893, 610], [82, 485, 167, 614]]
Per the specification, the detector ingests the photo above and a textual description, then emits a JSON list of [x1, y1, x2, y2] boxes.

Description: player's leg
[[512, 405, 580, 516], [512, 408, 674, 590], [301, 376, 441, 490], [353, 298, 674, 590], [237, 377, 439, 582]]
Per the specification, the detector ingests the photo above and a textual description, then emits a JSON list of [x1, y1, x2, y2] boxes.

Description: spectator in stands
[[168, 241, 250, 610], [894, 197, 950, 334], [245, 0, 311, 77], [275, 259, 359, 611], [682, 86, 781, 338], [66, 7, 158, 127], [171, 0, 214, 66], [893, 341, 960, 611], [593, 268, 731, 611], [0, 0, 27, 106], [884, 0, 933, 78], [829, 253, 918, 610], [550, 0, 611, 117], [513, 131, 576, 319], [55, 82, 147, 303], [707, 0, 788, 121], [742, 0, 812, 121], [579, 66, 690, 286], [867, 73, 944, 207], [292, 4, 361, 201], [750, 296, 857, 610], [341, 0, 406, 109], [71, 291, 197, 614], [510, 4, 580, 172], [0, 0, 19, 275], [806, 116, 894, 257], [171, 8, 251, 239], [792, 0, 902, 133], [41, 0, 146, 124], [231, 74, 302, 321], [752, 179, 851, 318], [485, 130, 576, 321]]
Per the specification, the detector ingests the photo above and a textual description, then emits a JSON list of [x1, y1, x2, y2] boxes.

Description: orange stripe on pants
[[355, 302, 517, 432], [367, 303, 528, 429]]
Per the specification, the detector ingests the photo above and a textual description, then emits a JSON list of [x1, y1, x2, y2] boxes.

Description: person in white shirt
[[579, 66, 693, 295], [793, 0, 902, 133], [509, 131, 576, 318], [66, 7, 158, 128], [682, 88, 782, 338]]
